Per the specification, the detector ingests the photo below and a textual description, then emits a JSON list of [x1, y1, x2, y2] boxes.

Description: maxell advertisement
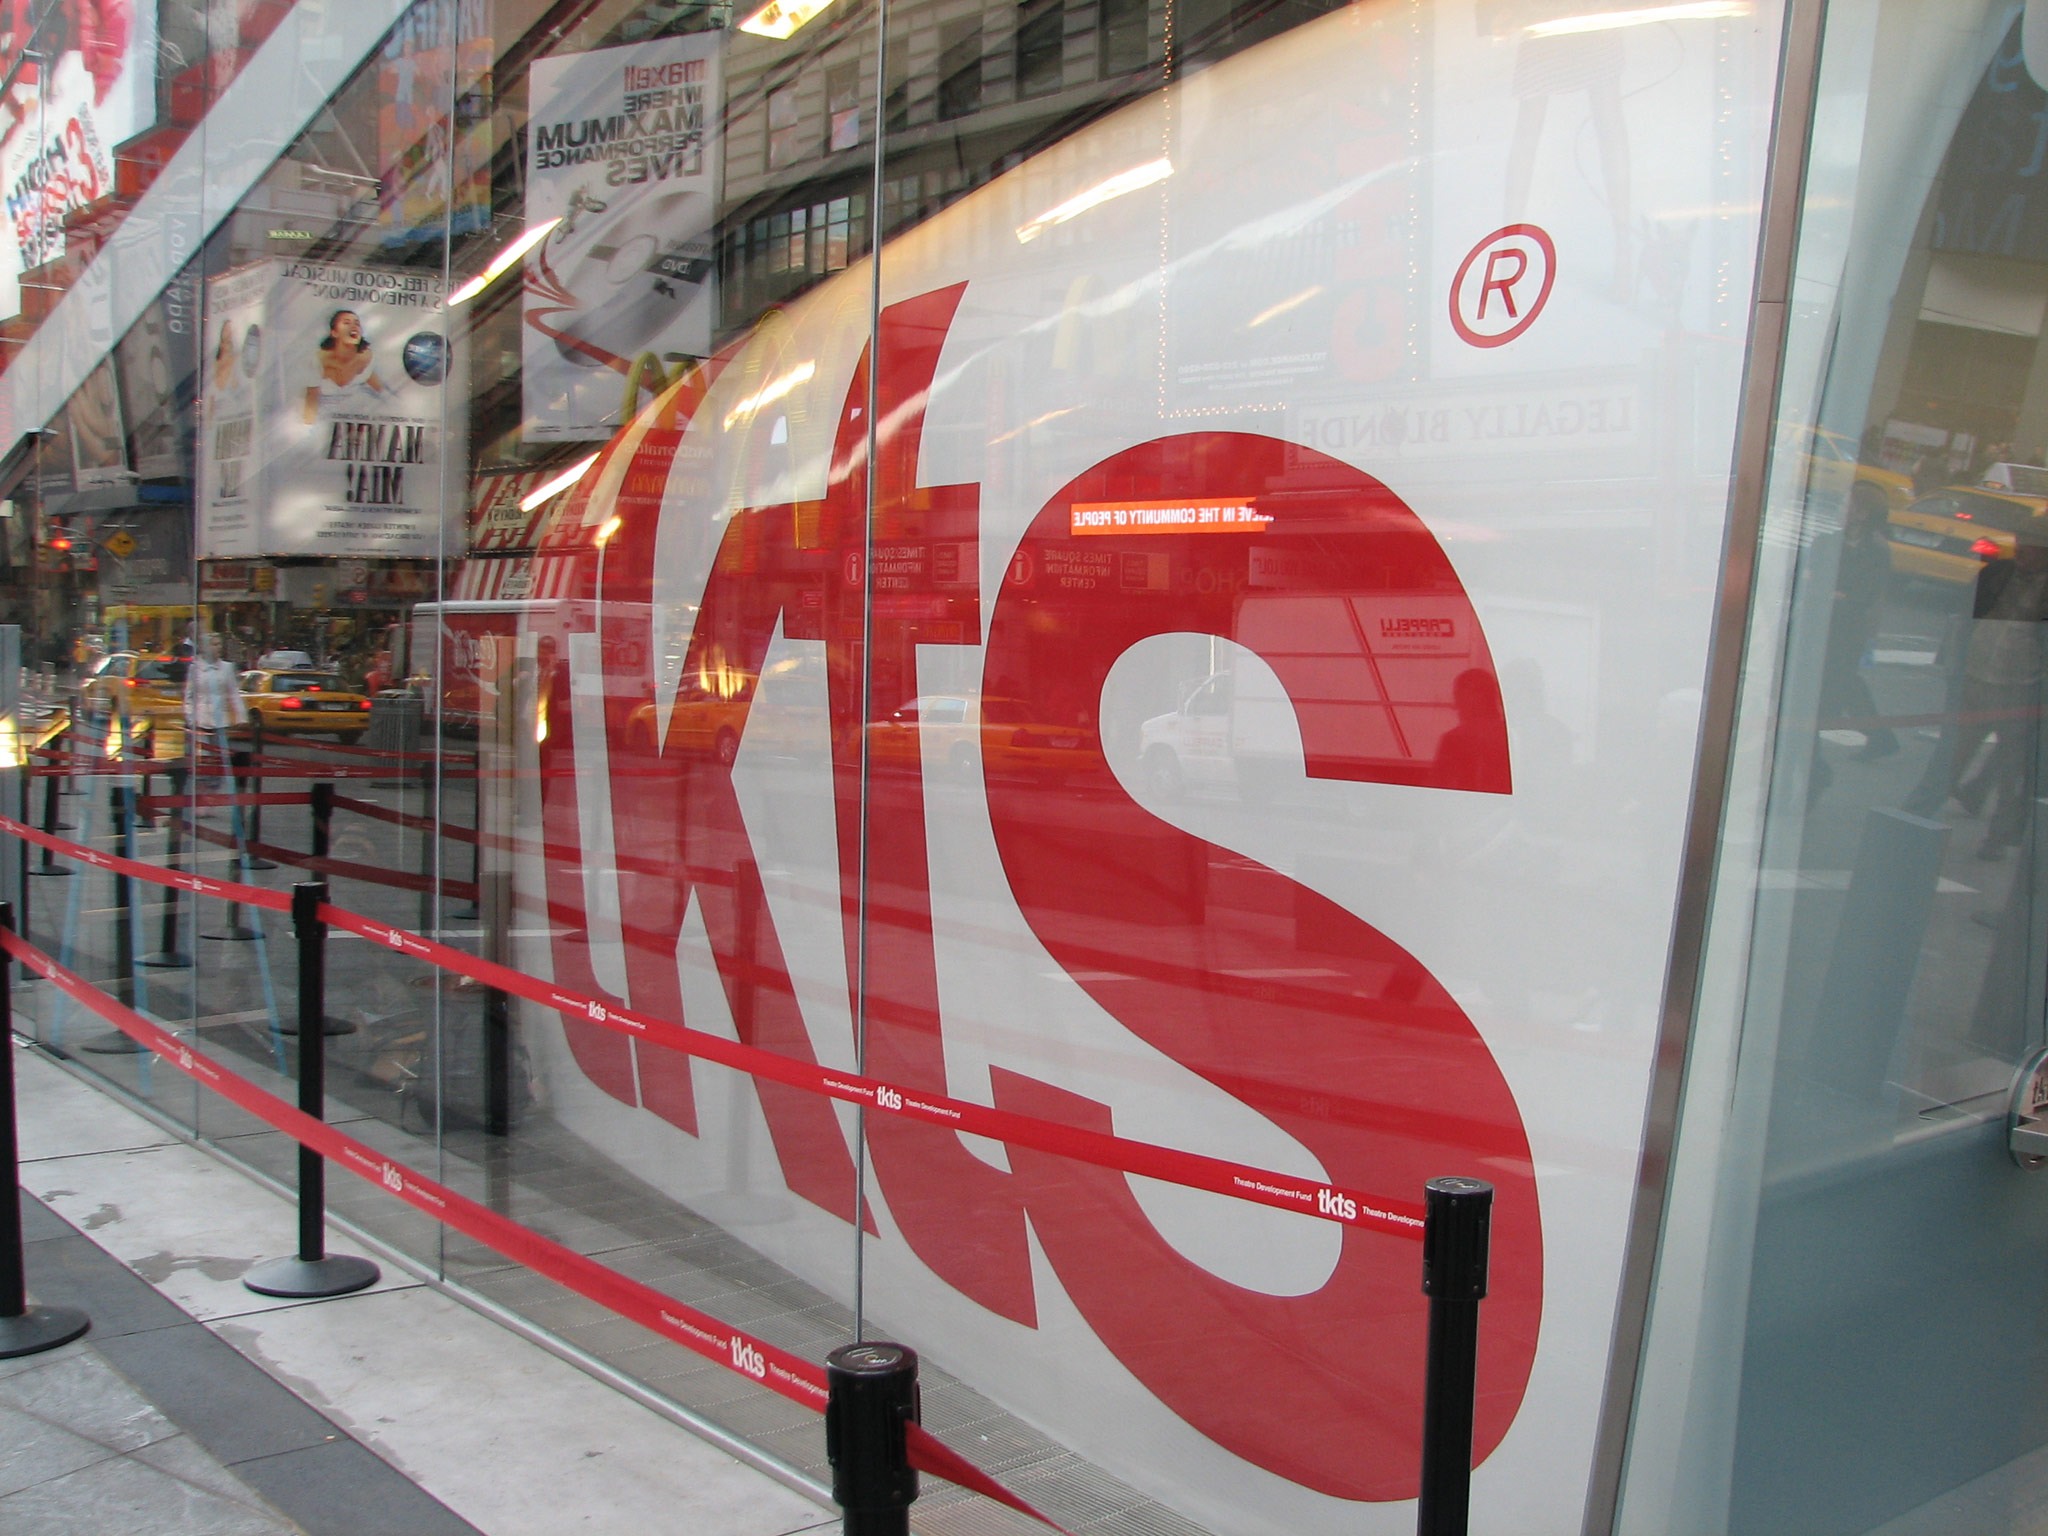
[[0, 0, 158, 318], [522, 35, 722, 442], [198, 260, 459, 558]]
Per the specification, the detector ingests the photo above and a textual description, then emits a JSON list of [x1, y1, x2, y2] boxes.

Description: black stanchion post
[[415, 801, 432, 934], [246, 718, 265, 847], [826, 1342, 919, 1536], [141, 765, 191, 969], [482, 870, 511, 1136], [39, 766, 70, 833], [1417, 1176, 1493, 1536], [28, 773, 71, 878], [115, 787, 134, 1003], [13, 770, 25, 947], [309, 781, 332, 860], [482, 982, 510, 1136], [236, 721, 275, 872], [244, 881, 378, 1299], [85, 788, 148, 1054], [58, 702, 78, 797], [0, 902, 90, 1358], [446, 781, 479, 922], [202, 748, 260, 942]]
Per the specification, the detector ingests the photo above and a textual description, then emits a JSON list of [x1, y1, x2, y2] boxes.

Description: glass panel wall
[[0, 0, 1789, 1531], [1624, 4, 2048, 1534], [850, 1, 1774, 1534]]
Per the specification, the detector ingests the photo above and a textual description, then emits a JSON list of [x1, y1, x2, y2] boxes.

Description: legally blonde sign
[[198, 260, 461, 559]]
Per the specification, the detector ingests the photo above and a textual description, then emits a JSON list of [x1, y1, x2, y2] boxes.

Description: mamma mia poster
[[197, 260, 462, 559]]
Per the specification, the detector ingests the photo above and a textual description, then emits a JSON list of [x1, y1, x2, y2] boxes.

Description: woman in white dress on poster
[[302, 309, 392, 422]]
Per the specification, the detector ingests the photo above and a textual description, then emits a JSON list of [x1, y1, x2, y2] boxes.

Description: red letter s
[[980, 432, 1541, 1500]]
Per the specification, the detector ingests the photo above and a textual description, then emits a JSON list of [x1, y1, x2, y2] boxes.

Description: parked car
[[238, 669, 372, 739]]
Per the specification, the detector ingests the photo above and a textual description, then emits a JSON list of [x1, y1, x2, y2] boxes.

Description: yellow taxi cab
[[1781, 424, 1913, 518], [76, 652, 188, 721], [867, 694, 1095, 781], [619, 653, 830, 765], [1885, 485, 2048, 583], [238, 669, 373, 738], [622, 661, 752, 764]]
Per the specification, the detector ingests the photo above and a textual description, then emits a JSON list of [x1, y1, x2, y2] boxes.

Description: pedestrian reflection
[[1924, 535, 2048, 859]]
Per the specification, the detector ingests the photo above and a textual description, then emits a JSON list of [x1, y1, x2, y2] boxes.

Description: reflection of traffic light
[[40, 519, 80, 573]]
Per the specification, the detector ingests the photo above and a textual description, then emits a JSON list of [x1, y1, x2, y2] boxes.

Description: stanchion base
[[82, 1032, 150, 1055], [243, 1254, 379, 1299], [26, 866, 73, 878], [139, 952, 194, 969], [238, 857, 279, 872], [0, 1305, 90, 1358], [273, 1016, 357, 1037], [202, 927, 261, 942]]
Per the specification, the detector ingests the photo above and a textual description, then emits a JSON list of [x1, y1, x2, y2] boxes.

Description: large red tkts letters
[[979, 433, 1540, 1499], [534, 288, 1542, 1502]]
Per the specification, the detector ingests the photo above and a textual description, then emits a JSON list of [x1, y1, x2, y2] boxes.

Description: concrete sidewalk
[[6, 1037, 838, 1536]]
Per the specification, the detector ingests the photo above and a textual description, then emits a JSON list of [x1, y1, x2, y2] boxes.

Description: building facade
[[0, 0, 2043, 1531]]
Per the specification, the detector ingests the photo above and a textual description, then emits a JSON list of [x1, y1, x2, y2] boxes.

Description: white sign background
[[514, 3, 1786, 1533]]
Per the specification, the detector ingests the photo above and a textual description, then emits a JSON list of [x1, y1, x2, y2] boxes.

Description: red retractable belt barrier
[[325, 900, 1425, 1235], [137, 793, 313, 813], [0, 811, 1425, 1239], [29, 760, 400, 780], [0, 922, 1069, 1531], [4, 817, 293, 911], [328, 794, 481, 845], [167, 814, 481, 904], [258, 738, 476, 764]]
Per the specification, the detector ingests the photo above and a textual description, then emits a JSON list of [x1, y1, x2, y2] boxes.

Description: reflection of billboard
[[376, 0, 493, 247], [197, 260, 461, 558], [194, 263, 269, 554], [1070, 497, 1271, 535], [1933, 20, 2047, 259], [67, 359, 130, 489], [0, 0, 158, 317], [116, 271, 199, 480], [522, 35, 723, 442]]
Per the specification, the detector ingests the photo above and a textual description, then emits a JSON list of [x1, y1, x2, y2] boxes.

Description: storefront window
[[0, 0, 1793, 1529]]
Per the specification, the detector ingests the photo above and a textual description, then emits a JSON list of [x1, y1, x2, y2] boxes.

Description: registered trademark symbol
[[1450, 224, 1556, 348]]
